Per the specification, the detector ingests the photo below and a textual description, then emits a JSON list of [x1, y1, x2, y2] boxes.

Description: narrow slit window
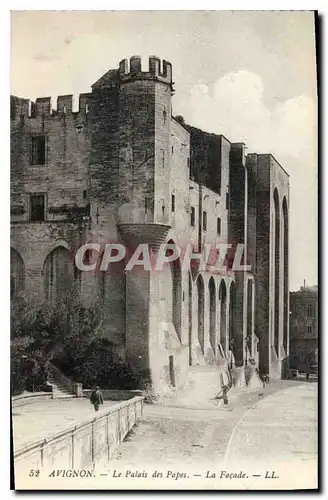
[[203, 210, 207, 231], [169, 355, 176, 387], [226, 192, 229, 210], [171, 194, 175, 213], [190, 206, 195, 227], [217, 217, 221, 235]]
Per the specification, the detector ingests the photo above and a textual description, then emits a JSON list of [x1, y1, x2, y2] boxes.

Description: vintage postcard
[[10, 10, 318, 491]]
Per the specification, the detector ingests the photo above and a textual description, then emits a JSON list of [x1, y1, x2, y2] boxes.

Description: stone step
[[52, 394, 75, 400], [51, 385, 72, 392], [52, 388, 73, 394], [48, 379, 75, 396], [46, 366, 76, 397], [51, 384, 73, 391]]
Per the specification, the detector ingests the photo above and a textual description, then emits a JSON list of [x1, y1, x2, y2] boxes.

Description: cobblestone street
[[12, 381, 318, 490], [105, 381, 317, 489]]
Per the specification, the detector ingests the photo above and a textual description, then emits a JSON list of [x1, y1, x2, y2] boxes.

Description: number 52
[[29, 469, 40, 477]]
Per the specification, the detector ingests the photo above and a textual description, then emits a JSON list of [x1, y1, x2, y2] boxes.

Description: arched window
[[43, 246, 75, 303], [11, 248, 25, 297]]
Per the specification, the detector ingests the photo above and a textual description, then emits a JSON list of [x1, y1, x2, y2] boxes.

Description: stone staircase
[[47, 374, 75, 399], [45, 362, 76, 399]]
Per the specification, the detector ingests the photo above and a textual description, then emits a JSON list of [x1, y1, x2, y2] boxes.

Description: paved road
[[12, 381, 318, 490], [12, 399, 116, 451], [105, 381, 317, 490]]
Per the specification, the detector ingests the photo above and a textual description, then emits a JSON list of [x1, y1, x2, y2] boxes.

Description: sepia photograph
[[10, 9, 318, 490]]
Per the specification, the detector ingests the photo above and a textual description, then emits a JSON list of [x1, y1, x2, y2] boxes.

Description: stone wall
[[12, 392, 53, 408], [14, 397, 144, 477], [83, 389, 143, 401], [250, 154, 290, 378]]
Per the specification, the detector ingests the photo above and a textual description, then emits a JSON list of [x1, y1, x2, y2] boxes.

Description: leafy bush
[[11, 295, 139, 393], [55, 337, 140, 389], [11, 336, 47, 395]]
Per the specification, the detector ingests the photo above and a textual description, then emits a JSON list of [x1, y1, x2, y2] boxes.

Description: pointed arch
[[165, 239, 182, 340], [229, 281, 236, 346], [11, 247, 25, 297], [273, 188, 280, 356], [282, 197, 289, 353], [196, 274, 205, 353], [43, 245, 75, 303], [219, 279, 227, 353], [209, 276, 216, 352], [246, 278, 254, 360], [168, 240, 182, 339], [188, 272, 193, 365]]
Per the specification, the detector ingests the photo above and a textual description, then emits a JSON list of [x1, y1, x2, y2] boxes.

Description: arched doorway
[[209, 277, 216, 352], [11, 248, 25, 297], [273, 188, 280, 356], [283, 197, 288, 353], [197, 274, 205, 353], [219, 280, 227, 354], [43, 246, 75, 303]]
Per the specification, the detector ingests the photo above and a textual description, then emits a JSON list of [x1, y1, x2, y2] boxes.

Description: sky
[[10, 10, 317, 291]]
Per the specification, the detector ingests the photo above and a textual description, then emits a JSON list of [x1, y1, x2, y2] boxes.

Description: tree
[[11, 294, 139, 393], [11, 294, 102, 363]]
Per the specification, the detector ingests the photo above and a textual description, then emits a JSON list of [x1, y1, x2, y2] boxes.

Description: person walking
[[90, 385, 104, 411], [261, 373, 270, 388], [214, 370, 231, 406], [214, 384, 229, 406]]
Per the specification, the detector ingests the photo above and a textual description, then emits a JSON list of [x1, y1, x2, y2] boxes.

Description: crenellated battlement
[[10, 54, 174, 121], [92, 55, 173, 89], [118, 55, 172, 85], [10, 93, 92, 120]]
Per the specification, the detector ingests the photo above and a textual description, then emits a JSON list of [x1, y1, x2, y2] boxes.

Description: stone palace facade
[[11, 55, 290, 394]]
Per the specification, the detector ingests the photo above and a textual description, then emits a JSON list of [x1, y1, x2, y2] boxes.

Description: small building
[[289, 284, 318, 373]]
